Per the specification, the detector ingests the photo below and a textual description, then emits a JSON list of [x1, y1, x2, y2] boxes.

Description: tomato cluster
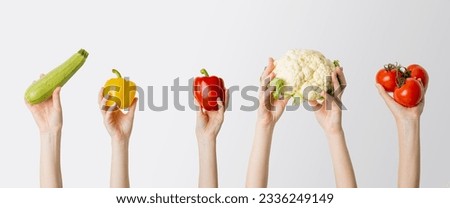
[[376, 63, 428, 107]]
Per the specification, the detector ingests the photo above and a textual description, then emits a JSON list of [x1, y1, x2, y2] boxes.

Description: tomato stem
[[200, 68, 210, 77], [112, 69, 122, 78]]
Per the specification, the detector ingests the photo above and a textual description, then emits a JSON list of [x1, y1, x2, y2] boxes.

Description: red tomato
[[407, 64, 429, 88], [394, 78, 423, 107], [376, 68, 398, 92]]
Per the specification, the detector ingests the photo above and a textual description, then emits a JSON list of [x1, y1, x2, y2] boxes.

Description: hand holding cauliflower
[[270, 49, 339, 104]]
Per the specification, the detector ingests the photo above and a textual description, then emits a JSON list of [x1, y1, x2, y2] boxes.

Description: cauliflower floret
[[270, 49, 338, 103]]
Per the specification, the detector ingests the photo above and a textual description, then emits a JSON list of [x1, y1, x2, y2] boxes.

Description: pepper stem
[[112, 69, 122, 78], [200, 68, 210, 77]]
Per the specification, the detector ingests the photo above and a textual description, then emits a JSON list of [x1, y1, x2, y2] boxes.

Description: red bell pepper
[[193, 68, 225, 111]]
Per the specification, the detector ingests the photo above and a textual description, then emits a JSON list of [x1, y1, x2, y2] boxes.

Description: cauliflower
[[270, 49, 339, 104]]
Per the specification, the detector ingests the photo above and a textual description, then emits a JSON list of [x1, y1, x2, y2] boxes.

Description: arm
[[26, 80, 64, 188], [110, 138, 130, 188], [246, 122, 275, 187], [39, 130, 63, 188], [98, 88, 138, 188], [325, 130, 356, 188], [195, 93, 227, 188], [310, 67, 357, 188], [376, 84, 425, 188], [246, 58, 289, 188], [197, 136, 218, 188], [396, 119, 420, 187]]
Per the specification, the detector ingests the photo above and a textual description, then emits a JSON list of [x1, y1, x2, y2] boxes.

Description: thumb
[[217, 97, 225, 114], [127, 97, 138, 116], [375, 84, 396, 108], [281, 94, 291, 107], [53, 87, 62, 109]]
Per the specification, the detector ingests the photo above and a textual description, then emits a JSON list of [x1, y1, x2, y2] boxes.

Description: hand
[[98, 88, 138, 141], [310, 67, 347, 134], [195, 90, 227, 188], [376, 83, 426, 122], [376, 81, 426, 188], [257, 58, 290, 126], [26, 74, 63, 133], [195, 90, 228, 140], [26, 74, 64, 188]]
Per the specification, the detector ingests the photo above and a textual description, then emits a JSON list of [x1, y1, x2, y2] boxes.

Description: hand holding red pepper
[[193, 68, 227, 188], [193, 69, 226, 111]]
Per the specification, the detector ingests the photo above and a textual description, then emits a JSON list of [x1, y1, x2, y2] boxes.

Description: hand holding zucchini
[[25, 49, 89, 105]]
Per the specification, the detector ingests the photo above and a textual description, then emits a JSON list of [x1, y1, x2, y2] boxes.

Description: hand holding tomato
[[376, 84, 426, 121], [376, 63, 428, 107]]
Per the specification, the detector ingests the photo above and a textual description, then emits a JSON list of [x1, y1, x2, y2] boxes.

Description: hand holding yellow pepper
[[103, 69, 136, 109]]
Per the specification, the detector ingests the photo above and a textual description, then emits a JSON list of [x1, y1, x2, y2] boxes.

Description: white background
[[0, 0, 449, 188], [1, 189, 450, 207]]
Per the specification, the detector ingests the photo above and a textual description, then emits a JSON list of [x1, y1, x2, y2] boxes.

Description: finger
[[99, 95, 111, 116], [52, 87, 62, 109], [98, 87, 105, 105], [331, 71, 345, 100], [106, 101, 118, 112], [275, 95, 290, 115], [262, 86, 273, 111], [336, 67, 347, 86], [280, 94, 291, 106], [24, 97, 32, 109], [267, 57, 275, 69], [331, 71, 340, 93], [260, 58, 276, 85], [127, 97, 138, 117], [194, 99, 204, 117], [375, 84, 397, 108], [261, 57, 275, 79], [103, 102, 119, 120], [224, 89, 229, 110], [417, 78, 427, 96], [259, 66, 266, 82], [308, 100, 319, 107], [308, 99, 323, 111], [262, 72, 276, 88], [320, 90, 332, 109], [217, 97, 225, 115]]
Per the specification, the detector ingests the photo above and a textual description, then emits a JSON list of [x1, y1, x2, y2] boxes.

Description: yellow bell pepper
[[103, 69, 136, 109]]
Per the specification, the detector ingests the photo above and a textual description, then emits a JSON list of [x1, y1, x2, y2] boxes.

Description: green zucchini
[[25, 49, 89, 104]]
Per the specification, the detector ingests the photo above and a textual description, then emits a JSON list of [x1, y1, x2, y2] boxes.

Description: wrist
[[324, 127, 344, 137], [395, 117, 420, 126], [111, 137, 130, 148], [197, 135, 217, 146], [40, 129, 61, 141], [256, 118, 276, 130], [396, 119, 420, 143], [254, 121, 275, 142]]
